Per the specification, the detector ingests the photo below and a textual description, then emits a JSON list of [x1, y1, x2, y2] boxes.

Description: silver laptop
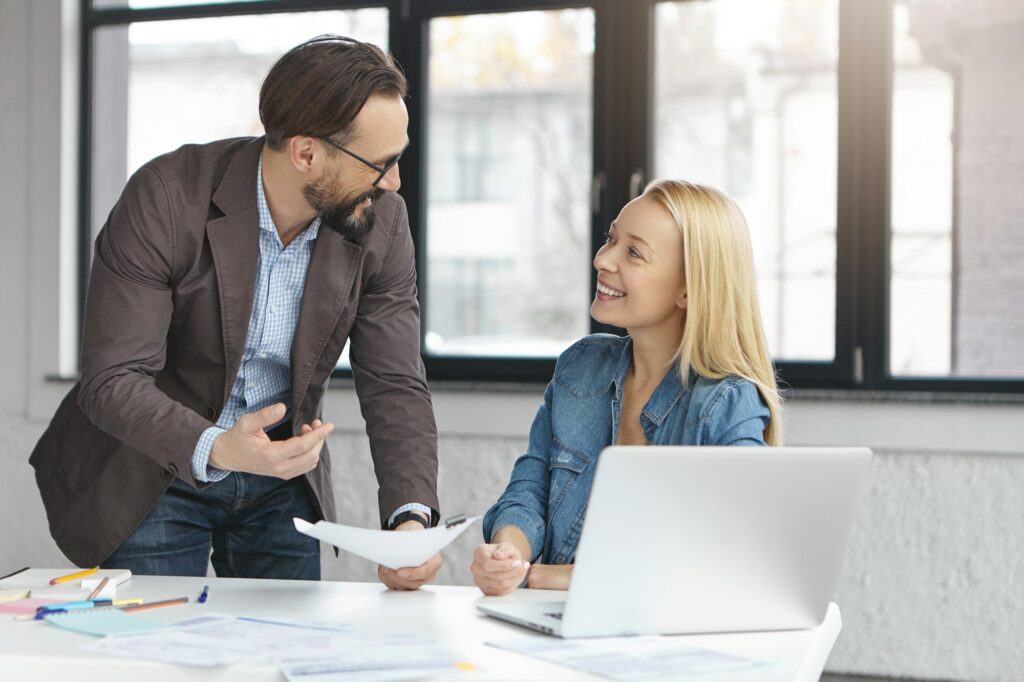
[[477, 446, 871, 638]]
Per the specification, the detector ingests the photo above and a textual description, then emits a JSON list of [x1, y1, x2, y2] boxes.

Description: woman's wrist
[[526, 563, 573, 591], [492, 525, 532, 562]]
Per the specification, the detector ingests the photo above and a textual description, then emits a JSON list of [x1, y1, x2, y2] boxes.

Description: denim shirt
[[482, 334, 771, 565]]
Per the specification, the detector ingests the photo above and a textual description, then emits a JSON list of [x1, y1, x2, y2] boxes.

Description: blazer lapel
[[206, 138, 263, 405], [290, 226, 362, 418]]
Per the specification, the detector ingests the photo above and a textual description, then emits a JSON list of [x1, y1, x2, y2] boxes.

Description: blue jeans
[[102, 473, 320, 579]]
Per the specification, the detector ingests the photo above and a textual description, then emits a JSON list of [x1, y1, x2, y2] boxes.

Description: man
[[30, 35, 440, 590]]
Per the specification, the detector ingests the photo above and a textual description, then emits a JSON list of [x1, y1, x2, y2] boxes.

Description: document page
[[275, 633, 467, 682], [487, 635, 777, 681], [79, 613, 352, 667], [79, 613, 474, 678], [293, 516, 479, 570]]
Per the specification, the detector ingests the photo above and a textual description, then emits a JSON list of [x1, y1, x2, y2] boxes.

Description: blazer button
[[205, 405, 218, 420], [161, 464, 177, 480]]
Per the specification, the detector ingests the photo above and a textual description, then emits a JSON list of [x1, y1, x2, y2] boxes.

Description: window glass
[[889, 0, 1023, 377], [425, 9, 595, 357], [90, 9, 387, 370], [654, 0, 840, 362], [91, 10, 387, 243]]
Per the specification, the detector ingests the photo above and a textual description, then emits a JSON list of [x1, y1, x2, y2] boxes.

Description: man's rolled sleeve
[[387, 503, 433, 529], [191, 426, 231, 483]]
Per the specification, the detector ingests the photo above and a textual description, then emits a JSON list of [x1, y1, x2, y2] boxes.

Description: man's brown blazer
[[30, 137, 439, 567]]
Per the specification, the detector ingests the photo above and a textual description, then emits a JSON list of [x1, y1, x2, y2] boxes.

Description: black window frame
[[79, 0, 1024, 396]]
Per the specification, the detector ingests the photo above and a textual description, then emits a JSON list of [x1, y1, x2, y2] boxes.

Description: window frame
[[79, 0, 1024, 396]]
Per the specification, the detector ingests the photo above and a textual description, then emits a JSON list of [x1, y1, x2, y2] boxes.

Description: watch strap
[[388, 510, 428, 530]]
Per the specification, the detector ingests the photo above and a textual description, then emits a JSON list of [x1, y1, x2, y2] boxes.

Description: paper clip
[[444, 514, 467, 529]]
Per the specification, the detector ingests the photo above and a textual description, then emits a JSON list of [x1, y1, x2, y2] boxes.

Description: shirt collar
[[257, 153, 321, 244], [610, 335, 689, 426]]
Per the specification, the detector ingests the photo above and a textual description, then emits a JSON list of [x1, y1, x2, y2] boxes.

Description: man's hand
[[209, 403, 334, 480], [471, 542, 530, 596], [378, 517, 442, 590]]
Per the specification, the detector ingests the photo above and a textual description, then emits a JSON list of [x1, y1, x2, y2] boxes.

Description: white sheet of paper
[[78, 613, 471, 678], [275, 634, 460, 682], [293, 516, 479, 570], [79, 613, 353, 668], [487, 636, 774, 681], [80, 629, 253, 667]]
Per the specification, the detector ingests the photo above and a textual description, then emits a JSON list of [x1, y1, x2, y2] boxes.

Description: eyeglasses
[[319, 137, 407, 187]]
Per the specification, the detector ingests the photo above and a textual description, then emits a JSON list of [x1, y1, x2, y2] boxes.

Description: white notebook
[[0, 568, 131, 601]]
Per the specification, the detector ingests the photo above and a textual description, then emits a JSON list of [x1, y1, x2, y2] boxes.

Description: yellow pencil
[[48, 567, 98, 586]]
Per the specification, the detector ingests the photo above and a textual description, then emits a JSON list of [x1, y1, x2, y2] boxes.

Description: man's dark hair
[[259, 35, 407, 151]]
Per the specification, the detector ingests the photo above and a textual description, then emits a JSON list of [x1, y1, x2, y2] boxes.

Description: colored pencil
[[120, 596, 189, 613], [48, 567, 98, 586], [86, 577, 110, 600]]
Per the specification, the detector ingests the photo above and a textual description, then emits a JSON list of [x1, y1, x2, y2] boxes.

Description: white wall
[[2, 2, 1023, 680]]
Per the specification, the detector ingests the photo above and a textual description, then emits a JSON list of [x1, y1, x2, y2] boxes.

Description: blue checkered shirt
[[190, 154, 430, 527]]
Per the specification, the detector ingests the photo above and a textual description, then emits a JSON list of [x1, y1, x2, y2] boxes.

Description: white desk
[[0, 575, 841, 681]]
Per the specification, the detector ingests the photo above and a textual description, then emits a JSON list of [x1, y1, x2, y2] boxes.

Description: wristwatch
[[388, 511, 429, 530]]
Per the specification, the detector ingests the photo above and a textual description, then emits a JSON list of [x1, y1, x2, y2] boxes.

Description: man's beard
[[303, 177, 384, 241]]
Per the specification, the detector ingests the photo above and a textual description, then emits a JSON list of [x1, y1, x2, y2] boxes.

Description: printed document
[[293, 516, 479, 570], [78, 613, 472, 679], [487, 635, 776, 681], [275, 633, 465, 682], [79, 614, 352, 667]]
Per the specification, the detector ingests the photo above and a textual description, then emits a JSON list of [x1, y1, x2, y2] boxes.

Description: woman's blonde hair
[[643, 179, 783, 445]]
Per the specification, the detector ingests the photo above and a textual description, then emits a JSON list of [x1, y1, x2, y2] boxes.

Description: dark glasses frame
[[320, 137, 407, 187]]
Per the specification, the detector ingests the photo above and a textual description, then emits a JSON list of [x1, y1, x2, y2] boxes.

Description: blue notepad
[[44, 609, 172, 637]]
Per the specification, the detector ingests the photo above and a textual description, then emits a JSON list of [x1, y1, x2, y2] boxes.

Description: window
[[654, 0, 840, 363], [889, 0, 1024, 380], [889, 0, 954, 377], [424, 9, 594, 359], [88, 7, 387, 247], [79, 0, 1023, 394], [84, 3, 387, 371]]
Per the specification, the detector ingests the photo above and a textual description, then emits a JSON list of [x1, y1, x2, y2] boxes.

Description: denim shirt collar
[[610, 336, 689, 428]]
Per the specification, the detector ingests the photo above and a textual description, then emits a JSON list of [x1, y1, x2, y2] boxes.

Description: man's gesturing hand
[[208, 403, 334, 480]]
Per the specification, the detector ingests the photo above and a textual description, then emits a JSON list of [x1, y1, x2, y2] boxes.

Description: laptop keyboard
[[544, 612, 563, 620]]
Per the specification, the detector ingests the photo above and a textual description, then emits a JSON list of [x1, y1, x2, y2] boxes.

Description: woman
[[471, 179, 782, 596]]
